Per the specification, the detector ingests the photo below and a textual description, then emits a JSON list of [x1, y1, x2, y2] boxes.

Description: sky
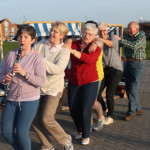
[[0, 0, 150, 27]]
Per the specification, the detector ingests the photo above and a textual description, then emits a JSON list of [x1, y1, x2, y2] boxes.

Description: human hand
[[13, 63, 26, 76], [112, 35, 121, 41], [2, 73, 13, 84], [88, 42, 97, 53], [62, 43, 71, 49], [62, 38, 72, 48], [34, 50, 39, 54]]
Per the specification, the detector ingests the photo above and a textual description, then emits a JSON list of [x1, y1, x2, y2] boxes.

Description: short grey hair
[[82, 23, 98, 36], [98, 22, 108, 30]]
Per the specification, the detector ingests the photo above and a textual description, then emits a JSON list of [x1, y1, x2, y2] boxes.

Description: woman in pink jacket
[[0, 25, 46, 150]]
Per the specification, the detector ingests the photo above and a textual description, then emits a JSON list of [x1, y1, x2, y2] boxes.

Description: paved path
[[0, 60, 150, 150]]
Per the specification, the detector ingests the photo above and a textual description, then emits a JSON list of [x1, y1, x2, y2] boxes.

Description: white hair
[[82, 23, 98, 36], [98, 22, 108, 30]]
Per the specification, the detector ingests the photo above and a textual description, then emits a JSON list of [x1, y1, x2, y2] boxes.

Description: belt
[[127, 59, 144, 61]]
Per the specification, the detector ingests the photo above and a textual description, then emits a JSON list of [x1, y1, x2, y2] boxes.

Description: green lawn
[[146, 40, 150, 60], [1, 41, 150, 60], [2, 41, 19, 58]]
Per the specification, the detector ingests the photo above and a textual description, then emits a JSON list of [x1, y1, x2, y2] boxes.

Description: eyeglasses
[[49, 28, 60, 34], [99, 29, 107, 33], [82, 32, 94, 37]]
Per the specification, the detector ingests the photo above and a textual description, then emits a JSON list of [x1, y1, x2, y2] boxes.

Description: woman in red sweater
[[65, 22, 101, 145]]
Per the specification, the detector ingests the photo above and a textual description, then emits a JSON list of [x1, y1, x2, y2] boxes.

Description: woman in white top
[[32, 22, 73, 150]]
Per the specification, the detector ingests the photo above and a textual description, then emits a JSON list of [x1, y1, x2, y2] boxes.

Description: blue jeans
[[1, 100, 39, 150], [125, 61, 145, 114], [68, 81, 98, 138]]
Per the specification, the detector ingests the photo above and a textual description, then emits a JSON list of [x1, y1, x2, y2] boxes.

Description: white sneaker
[[82, 138, 90, 145], [93, 118, 105, 131], [104, 117, 113, 125], [64, 136, 73, 150]]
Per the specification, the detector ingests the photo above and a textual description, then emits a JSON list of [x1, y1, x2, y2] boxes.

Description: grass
[[2, 41, 19, 58], [1, 41, 150, 60], [146, 40, 150, 60]]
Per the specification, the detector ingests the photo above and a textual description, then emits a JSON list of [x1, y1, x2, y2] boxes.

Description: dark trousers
[[68, 81, 98, 138], [97, 67, 122, 118]]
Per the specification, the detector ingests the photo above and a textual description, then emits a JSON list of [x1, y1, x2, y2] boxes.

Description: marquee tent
[[23, 21, 123, 44], [23, 21, 82, 42]]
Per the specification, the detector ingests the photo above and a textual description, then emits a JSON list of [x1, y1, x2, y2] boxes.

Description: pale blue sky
[[0, 0, 150, 27]]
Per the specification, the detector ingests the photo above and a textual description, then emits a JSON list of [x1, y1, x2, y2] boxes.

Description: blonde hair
[[52, 22, 69, 37]]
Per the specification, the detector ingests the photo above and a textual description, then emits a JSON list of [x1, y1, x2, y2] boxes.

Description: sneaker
[[123, 114, 136, 121], [136, 110, 143, 116], [68, 135, 72, 142], [64, 135, 73, 150], [74, 134, 82, 140], [93, 118, 105, 131], [90, 124, 94, 132], [104, 117, 113, 125], [82, 138, 90, 145]]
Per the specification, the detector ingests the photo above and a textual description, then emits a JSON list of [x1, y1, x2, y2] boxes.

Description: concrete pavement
[[0, 60, 150, 150]]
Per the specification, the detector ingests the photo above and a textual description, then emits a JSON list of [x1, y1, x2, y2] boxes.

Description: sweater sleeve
[[44, 48, 70, 75], [80, 47, 101, 64], [27, 55, 46, 88]]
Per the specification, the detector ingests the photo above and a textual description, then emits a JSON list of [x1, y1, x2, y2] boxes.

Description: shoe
[[104, 117, 113, 125], [93, 118, 105, 131], [123, 114, 136, 121], [41, 147, 54, 150], [90, 124, 94, 132], [74, 134, 82, 140], [64, 135, 73, 150], [68, 135, 72, 142], [136, 110, 143, 116], [82, 138, 90, 145]]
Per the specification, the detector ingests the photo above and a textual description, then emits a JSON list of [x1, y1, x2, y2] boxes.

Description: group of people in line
[[0, 20, 146, 150]]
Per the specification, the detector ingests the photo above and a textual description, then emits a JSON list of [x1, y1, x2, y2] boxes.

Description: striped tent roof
[[23, 21, 123, 41], [23, 21, 82, 42]]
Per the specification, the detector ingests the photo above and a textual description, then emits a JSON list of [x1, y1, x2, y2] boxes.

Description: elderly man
[[115, 21, 146, 121]]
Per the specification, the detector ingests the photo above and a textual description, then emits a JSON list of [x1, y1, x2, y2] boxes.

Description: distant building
[[0, 18, 18, 41]]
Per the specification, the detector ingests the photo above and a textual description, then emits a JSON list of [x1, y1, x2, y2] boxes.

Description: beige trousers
[[32, 93, 68, 149]]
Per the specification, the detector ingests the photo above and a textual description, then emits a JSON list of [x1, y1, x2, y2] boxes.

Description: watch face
[[25, 72, 28, 77]]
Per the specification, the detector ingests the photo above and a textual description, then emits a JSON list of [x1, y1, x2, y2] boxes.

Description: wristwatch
[[94, 41, 99, 46], [24, 72, 29, 78]]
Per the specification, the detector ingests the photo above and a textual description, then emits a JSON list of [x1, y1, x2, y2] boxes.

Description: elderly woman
[[32, 22, 73, 150], [65, 23, 101, 145], [97, 22, 123, 125]]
